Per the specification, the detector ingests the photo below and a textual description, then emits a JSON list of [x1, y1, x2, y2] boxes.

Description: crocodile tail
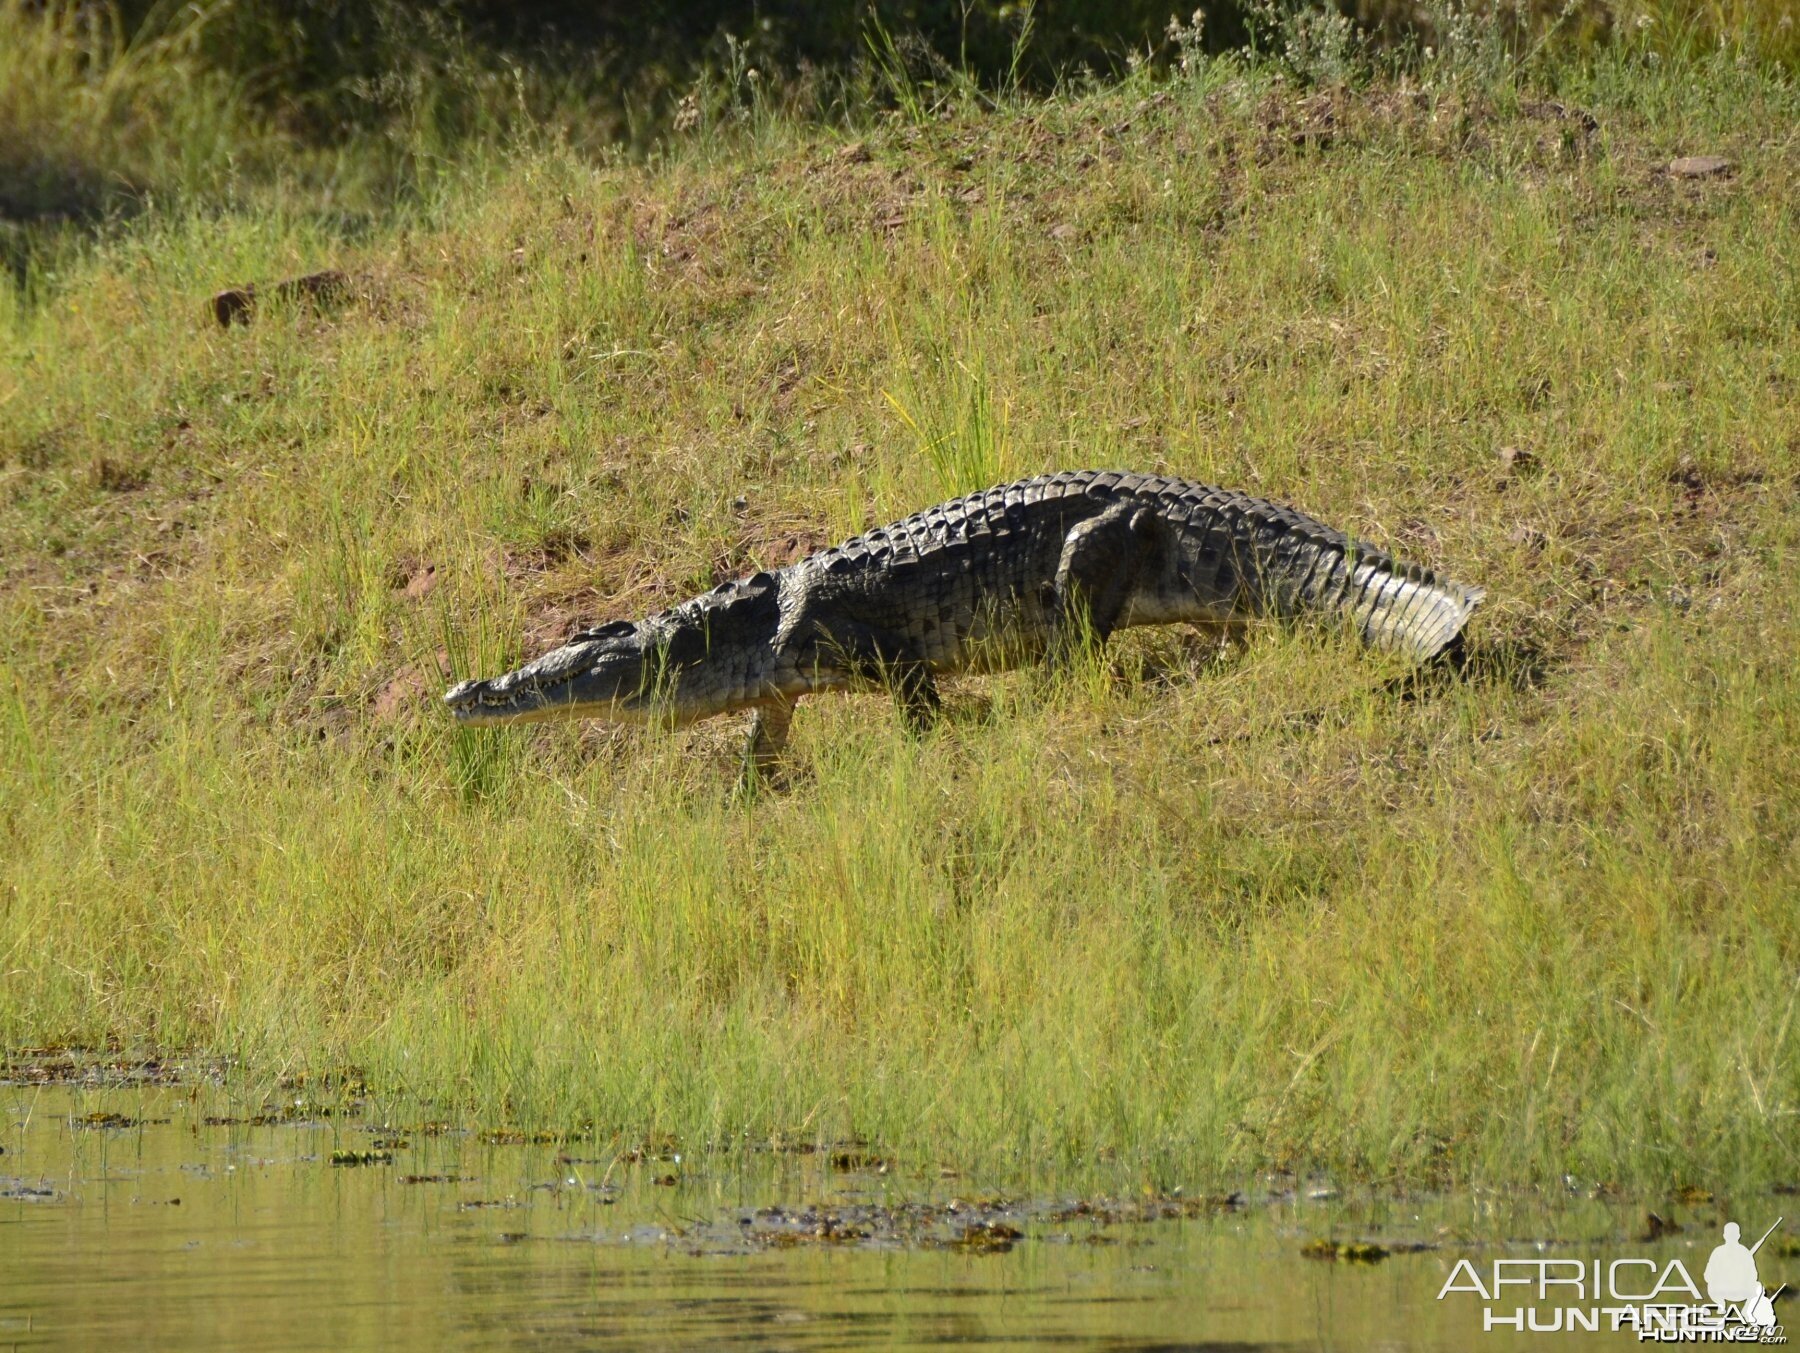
[[1335, 556, 1485, 661], [1232, 509, 1484, 662]]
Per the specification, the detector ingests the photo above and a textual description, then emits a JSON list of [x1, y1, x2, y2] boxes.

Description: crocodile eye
[[573, 619, 636, 642]]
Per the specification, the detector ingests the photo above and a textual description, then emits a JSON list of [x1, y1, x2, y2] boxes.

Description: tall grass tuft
[[0, 0, 258, 221], [885, 354, 1019, 501]]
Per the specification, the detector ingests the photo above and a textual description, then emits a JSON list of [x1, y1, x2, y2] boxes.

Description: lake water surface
[[2, 1084, 1785, 1350]]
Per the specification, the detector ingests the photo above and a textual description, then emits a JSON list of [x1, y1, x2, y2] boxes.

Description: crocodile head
[[443, 573, 783, 727], [442, 619, 665, 727]]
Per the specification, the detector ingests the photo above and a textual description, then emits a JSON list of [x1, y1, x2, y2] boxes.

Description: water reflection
[[0, 1086, 1771, 1350]]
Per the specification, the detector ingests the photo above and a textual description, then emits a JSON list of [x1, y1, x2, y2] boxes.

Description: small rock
[[210, 287, 255, 327], [1497, 445, 1541, 478], [1667, 155, 1732, 179], [1301, 1238, 1389, 1263], [402, 564, 438, 600], [1639, 1211, 1682, 1242], [330, 1149, 393, 1167], [951, 1220, 1023, 1252]]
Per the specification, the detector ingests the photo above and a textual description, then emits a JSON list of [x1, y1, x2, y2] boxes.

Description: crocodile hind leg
[[1048, 502, 1170, 668]]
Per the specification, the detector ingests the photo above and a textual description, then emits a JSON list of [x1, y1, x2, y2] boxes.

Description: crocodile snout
[[443, 679, 486, 709]]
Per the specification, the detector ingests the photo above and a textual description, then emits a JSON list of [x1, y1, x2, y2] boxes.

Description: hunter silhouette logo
[[1437, 1215, 1789, 1341], [1706, 1220, 1784, 1331]]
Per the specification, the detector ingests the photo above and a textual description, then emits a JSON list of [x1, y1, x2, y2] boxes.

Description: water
[[2, 1086, 1786, 1349]]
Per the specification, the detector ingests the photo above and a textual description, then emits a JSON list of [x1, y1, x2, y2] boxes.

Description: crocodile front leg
[[744, 696, 795, 777], [786, 612, 942, 734]]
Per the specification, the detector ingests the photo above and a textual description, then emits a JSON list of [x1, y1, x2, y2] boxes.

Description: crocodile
[[443, 470, 1484, 771]]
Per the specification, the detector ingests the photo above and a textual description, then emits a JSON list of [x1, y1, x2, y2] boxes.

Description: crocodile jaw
[[442, 677, 637, 726], [443, 638, 654, 727]]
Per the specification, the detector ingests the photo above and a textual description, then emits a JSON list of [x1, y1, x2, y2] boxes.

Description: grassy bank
[[3, 32, 1797, 1192]]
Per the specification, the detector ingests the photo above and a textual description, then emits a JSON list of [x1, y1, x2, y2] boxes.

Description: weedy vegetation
[[1, 0, 1796, 1195]]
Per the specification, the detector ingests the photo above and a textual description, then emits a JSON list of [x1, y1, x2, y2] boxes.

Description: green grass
[[2, 33, 1797, 1195]]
